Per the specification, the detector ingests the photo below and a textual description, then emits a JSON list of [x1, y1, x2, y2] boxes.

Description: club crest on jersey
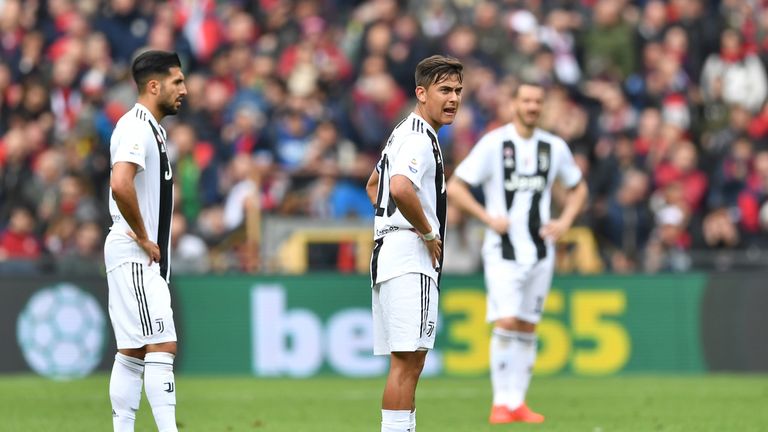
[[538, 151, 550, 171]]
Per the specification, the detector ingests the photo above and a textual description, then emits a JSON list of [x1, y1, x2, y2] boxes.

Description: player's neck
[[512, 120, 534, 139], [136, 97, 164, 123]]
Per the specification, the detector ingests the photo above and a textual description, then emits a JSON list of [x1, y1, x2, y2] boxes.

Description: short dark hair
[[415, 55, 463, 89], [512, 81, 544, 97], [131, 50, 181, 90]]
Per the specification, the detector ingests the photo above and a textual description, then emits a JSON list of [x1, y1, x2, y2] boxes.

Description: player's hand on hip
[[539, 219, 569, 241], [127, 231, 161, 265], [424, 237, 442, 270], [487, 216, 509, 235]]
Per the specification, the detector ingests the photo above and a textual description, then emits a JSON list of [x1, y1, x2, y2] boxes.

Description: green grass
[[2, 374, 768, 431]]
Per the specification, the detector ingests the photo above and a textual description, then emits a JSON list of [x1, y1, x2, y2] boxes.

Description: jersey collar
[[507, 123, 538, 143], [410, 112, 437, 136], [134, 102, 166, 138], [134, 102, 161, 126]]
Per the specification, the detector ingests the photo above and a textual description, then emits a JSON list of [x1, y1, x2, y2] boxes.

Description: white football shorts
[[484, 254, 555, 323], [372, 272, 439, 355], [107, 262, 177, 349]]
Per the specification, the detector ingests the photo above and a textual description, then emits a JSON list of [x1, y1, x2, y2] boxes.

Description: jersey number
[[374, 155, 397, 217]]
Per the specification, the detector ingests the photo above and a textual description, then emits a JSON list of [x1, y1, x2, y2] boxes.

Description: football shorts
[[107, 262, 177, 349], [484, 254, 554, 323], [372, 272, 439, 355]]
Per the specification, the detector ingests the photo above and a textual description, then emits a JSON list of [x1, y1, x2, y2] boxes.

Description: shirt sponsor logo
[[504, 174, 546, 192]]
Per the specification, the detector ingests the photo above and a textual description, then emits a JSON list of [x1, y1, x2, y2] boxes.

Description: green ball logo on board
[[16, 283, 106, 380]]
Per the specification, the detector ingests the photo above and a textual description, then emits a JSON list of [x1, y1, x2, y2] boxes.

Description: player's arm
[[390, 174, 442, 268], [540, 179, 588, 241], [446, 176, 508, 234], [110, 161, 160, 265], [366, 167, 379, 206]]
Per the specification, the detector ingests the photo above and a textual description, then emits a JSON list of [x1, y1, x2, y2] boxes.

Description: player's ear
[[415, 86, 427, 104], [149, 79, 160, 95]]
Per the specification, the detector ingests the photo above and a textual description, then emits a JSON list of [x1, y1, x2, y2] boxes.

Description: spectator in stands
[[599, 169, 653, 272], [56, 221, 104, 275], [0, 205, 41, 274], [1, 0, 767, 273], [735, 149, 768, 246], [703, 136, 754, 249], [701, 28, 768, 114], [540, 8, 582, 86], [582, 0, 636, 80], [170, 212, 210, 274], [653, 140, 708, 214], [644, 204, 692, 272], [0, 126, 35, 224]]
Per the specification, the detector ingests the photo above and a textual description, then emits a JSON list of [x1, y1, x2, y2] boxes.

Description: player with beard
[[447, 82, 588, 424], [105, 50, 186, 432]]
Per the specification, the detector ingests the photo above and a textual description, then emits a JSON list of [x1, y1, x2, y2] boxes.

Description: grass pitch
[[1, 374, 767, 431]]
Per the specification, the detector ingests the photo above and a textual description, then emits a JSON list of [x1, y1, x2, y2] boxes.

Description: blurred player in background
[[366, 55, 463, 432], [105, 50, 186, 432], [447, 82, 587, 424]]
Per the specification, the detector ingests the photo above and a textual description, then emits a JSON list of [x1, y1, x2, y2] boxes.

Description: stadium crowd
[[1, 0, 768, 274]]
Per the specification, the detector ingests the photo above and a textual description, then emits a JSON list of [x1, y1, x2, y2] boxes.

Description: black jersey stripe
[[501, 140, 516, 260], [370, 238, 384, 286], [147, 121, 173, 281], [426, 130, 445, 286], [529, 141, 551, 260]]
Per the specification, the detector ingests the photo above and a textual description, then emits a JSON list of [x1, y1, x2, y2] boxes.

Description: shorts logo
[[426, 321, 435, 337], [409, 158, 418, 173], [155, 318, 165, 333], [164, 382, 174, 393]]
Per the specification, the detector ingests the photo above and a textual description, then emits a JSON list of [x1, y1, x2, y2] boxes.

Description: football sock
[[381, 409, 411, 432], [110, 353, 144, 432], [491, 328, 537, 409], [409, 409, 416, 431], [144, 352, 177, 432]]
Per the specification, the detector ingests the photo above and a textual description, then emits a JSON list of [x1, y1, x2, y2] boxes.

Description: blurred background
[[1, 0, 768, 383]]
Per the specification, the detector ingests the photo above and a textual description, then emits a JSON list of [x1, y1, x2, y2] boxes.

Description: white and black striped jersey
[[105, 103, 174, 282], [453, 123, 582, 265], [370, 112, 446, 286]]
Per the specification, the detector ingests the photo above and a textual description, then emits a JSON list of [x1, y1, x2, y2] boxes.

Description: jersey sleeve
[[453, 134, 493, 187], [112, 120, 147, 172], [389, 133, 434, 190], [555, 139, 582, 188]]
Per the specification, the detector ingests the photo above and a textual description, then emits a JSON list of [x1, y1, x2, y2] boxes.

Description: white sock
[[409, 409, 416, 431], [110, 353, 144, 432], [381, 409, 411, 432], [144, 352, 177, 432], [490, 329, 537, 409]]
